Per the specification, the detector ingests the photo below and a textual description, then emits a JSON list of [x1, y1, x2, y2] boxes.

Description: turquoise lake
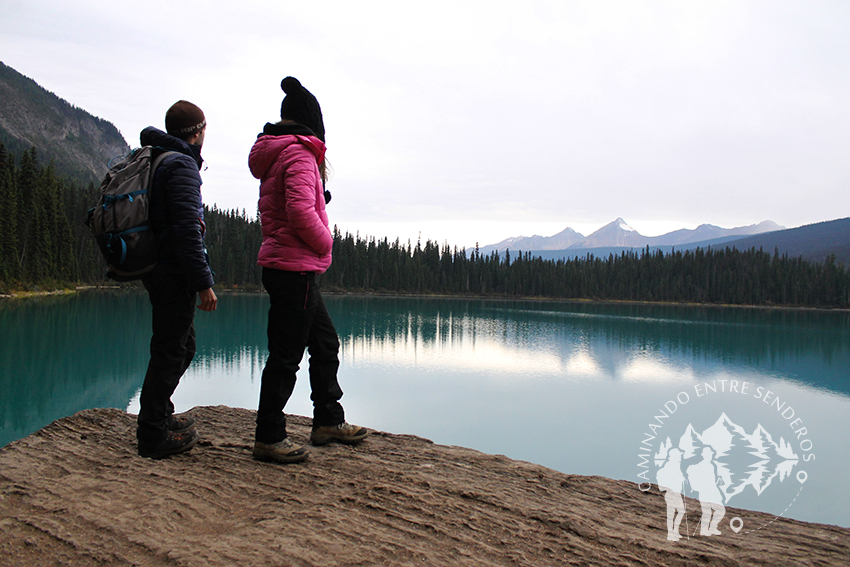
[[2, 291, 848, 530]]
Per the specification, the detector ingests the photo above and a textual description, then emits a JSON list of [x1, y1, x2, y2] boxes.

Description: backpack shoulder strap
[[148, 150, 180, 189], [150, 150, 180, 173]]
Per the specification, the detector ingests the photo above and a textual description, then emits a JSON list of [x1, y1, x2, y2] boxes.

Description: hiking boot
[[252, 438, 309, 464], [167, 414, 196, 434], [310, 422, 369, 446], [138, 429, 200, 459]]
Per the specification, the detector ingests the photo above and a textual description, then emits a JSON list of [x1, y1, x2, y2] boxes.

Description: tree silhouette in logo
[[654, 413, 799, 540]]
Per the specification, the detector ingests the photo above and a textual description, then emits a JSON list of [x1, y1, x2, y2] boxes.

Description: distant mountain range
[[477, 218, 784, 254], [476, 217, 850, 266], [0, 61, 129, 183], [716, 218, 850, 265]]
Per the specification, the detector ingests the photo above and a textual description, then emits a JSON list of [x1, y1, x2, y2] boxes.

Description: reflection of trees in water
[[192, 292, 268, 369], [0, 290, 149, 446], [0, 290, 276, 447], [326, 296, 850, 396], [4, 292, 845, 447]]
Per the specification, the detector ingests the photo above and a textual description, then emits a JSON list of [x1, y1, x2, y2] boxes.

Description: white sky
[[2, 1, 849, 248]]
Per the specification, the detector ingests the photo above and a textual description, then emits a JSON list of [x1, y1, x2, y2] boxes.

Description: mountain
[[475, 226, 584, 255], [475, 216, 848, 266], [567, 218, 784, 249], [475, 217, 783, 256], [0, 61, 129, 183], [700, 412, 746, 459], [644, 220, 785, 247], [568, 218, 646, 249], [713, 218, 850, 265]]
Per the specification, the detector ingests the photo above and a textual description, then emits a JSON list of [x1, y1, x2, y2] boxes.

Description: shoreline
[[2, 285, 848, 314], [1, 406, 847, 566]]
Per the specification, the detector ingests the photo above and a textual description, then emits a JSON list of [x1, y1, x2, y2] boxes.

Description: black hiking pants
[[255, 268, 344, 444], [137, 272, 196, 447]]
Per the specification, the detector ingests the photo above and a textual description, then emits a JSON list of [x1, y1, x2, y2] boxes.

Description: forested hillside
[[1, 139, 848, 307], [0, 62, 129, 183], [0, 145, 89, 286], [0, 142, 262, 290]]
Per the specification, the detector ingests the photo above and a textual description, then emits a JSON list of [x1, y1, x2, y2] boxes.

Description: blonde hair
[[319, 158, 330, 185]]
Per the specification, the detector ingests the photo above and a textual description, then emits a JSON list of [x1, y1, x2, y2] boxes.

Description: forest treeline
[[1, 142, 849, 308], [326, 230, 850, 307], [0, 143, 262, 290]]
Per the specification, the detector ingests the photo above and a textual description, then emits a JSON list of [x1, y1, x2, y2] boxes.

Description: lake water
[[2, 291, 849, 530]]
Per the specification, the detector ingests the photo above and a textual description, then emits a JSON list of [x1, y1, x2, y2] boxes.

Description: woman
[[248, 77, 367, 463]]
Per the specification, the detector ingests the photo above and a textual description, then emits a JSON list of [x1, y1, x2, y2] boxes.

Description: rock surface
[[1, 406, 847, 566]]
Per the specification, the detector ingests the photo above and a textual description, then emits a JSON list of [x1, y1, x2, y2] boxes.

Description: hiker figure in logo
[[656, 447, 687, 541], [686, 446, 725, 536]]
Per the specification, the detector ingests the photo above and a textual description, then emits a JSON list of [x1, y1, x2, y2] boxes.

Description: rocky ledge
[[0, 406, 847, 566]]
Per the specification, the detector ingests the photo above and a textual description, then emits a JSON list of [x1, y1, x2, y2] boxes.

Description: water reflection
[[0, 291, 149, 445], [3, 292, 848, 527], [320, 297, 849, 527], [330, 297, 850, 395]]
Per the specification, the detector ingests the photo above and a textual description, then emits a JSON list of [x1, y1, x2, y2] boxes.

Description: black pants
[[137, 272, 196, 446], [256, 268, 344, 444]]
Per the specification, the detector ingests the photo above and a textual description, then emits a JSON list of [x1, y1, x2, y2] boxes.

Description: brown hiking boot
[[138, 429, 200, 459], [252, 438, 309, 464], [310, 422, 369, 446], [167, 414, 196, 434]]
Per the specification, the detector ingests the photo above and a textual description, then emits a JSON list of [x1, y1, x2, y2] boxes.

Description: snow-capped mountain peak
[[472, 218, 786, 255]]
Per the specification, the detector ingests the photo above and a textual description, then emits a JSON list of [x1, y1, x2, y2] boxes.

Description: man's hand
[[197, 288, 217, 312]]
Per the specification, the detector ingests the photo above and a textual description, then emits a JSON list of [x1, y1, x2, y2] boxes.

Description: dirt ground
[[1, 406, 847, 566]]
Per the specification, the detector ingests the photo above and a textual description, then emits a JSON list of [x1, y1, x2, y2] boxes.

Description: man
[[656, 447, 687, 541], [686, 447, 726, 536], [136, 100, 217, 459]]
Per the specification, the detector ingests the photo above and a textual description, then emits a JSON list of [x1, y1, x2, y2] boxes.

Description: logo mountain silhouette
[[654, 413, 799, 504]]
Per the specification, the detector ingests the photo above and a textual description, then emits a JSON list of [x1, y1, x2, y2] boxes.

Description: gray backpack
[[87, 147, 176, 281]]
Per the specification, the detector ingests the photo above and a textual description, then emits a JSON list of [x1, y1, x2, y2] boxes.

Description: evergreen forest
[[1, 141, 849, 308]]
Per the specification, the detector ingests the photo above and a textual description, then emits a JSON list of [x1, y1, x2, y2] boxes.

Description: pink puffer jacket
[[249, 134, 332, 273]]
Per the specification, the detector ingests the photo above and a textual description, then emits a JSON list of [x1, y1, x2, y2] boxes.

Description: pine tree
[[0, 143, 20, 283], [17, 148, 43, 282]]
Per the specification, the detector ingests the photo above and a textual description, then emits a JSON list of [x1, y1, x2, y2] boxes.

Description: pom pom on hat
[[281, 76, 303, 94], [280, 77, 325, 142]]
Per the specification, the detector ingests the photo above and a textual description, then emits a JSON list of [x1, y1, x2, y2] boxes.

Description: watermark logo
[[637, 380, 815, 541]]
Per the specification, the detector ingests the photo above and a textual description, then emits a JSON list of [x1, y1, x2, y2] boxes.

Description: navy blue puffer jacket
[[140, 127, 214, 292]]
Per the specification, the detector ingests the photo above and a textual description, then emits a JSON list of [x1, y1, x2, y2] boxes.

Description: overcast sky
[[2, 1, 849, 248]]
